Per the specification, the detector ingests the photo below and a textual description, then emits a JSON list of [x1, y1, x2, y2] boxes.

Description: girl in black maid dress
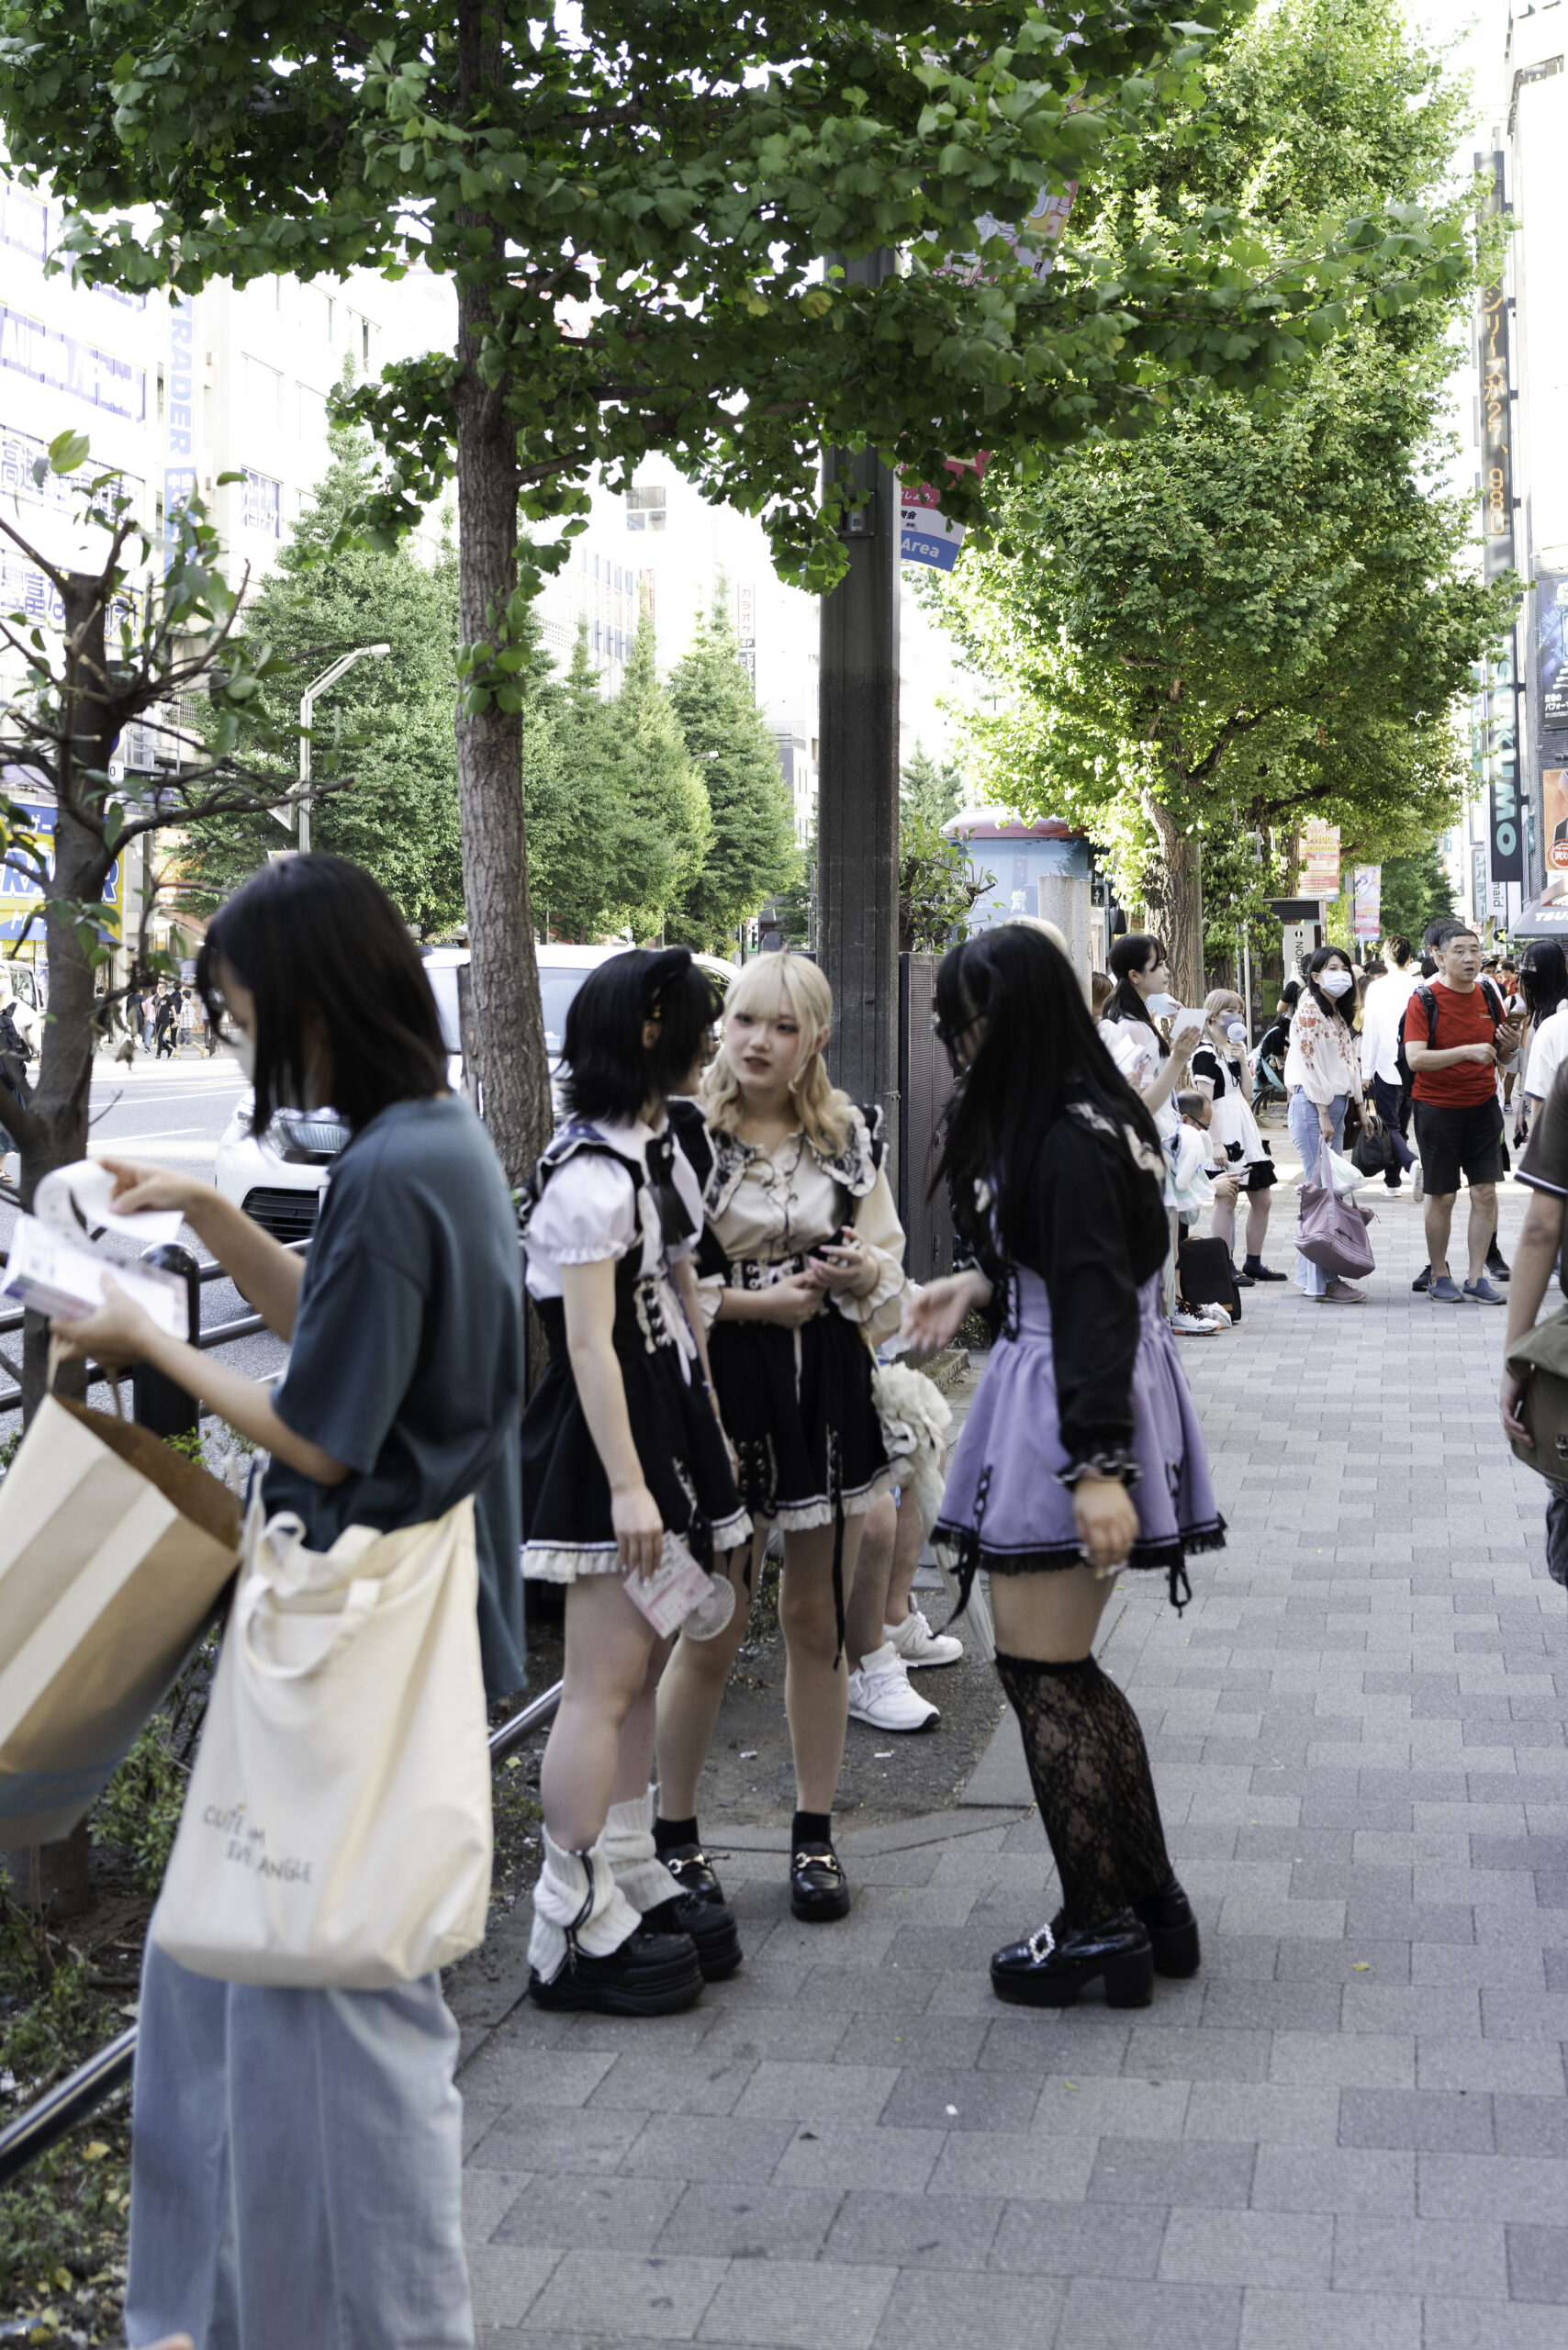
[[520, 949, 750, 2018]]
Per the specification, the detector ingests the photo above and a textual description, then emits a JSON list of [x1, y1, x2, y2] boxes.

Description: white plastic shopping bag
[[151, 1494, 492, 1988], [1325, 1148, 1369, 1197]]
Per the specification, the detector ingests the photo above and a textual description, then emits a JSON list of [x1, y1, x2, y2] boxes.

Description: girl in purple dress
[[905, 926, 1225, 2010]]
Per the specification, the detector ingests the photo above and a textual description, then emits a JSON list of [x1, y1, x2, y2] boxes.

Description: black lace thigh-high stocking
[[1081, 1656, 1175, 1902], [993, 1651, 1130, 1930]]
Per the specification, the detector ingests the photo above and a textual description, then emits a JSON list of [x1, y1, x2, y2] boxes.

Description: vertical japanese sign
[[1487, 629, 1524, 884], [1478, 153, 1525, 887], [1299, 821, 1342, 899], [734, 580, 756, 686], [164, 295, 197, 572], [1539, 576, 1568, 729], [1351, 867, 1382, 941]]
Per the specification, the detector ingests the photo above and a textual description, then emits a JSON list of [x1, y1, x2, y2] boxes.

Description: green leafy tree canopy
[[667, 596, 799, 950], [0, 0, 1475, 1179], [185, 427, 466, 934]]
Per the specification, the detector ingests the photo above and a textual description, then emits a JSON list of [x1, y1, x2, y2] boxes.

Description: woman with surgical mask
[[1284, 947, 1369, 1304], [1191, 990, 1281, 1284]]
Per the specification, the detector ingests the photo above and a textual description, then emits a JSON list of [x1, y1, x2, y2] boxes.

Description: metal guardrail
[[0, 1239, 313, 1415], [0, 1232, 540, 1415], [0, 1676, 565, 2188]]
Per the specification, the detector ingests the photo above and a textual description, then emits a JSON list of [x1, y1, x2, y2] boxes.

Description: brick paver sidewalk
[[461, 1166, 1568, 2348]]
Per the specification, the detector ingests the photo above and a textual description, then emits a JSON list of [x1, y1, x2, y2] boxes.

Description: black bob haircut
[[560, 948, 722, 1125], [933, 924, 1163, 1268], [1105, 930, 1166, 1030], [197, 853, 448, 1136]]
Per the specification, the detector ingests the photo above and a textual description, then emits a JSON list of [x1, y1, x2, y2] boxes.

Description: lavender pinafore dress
[[932, 1265, 1225, 1609]]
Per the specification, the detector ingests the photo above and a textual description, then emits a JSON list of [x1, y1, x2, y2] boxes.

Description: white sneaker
[[886, 1608, 964, 1669], [847, 1644, 940, 1732], [1170, 1308, 1219, 1335]]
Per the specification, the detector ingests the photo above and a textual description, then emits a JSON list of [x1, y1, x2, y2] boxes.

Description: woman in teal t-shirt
[[52, 853, 518, 2350]]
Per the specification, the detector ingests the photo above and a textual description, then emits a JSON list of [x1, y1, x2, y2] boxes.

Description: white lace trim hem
[[766, 1468, 894, 1533], [524, 1513, 755, 1584]]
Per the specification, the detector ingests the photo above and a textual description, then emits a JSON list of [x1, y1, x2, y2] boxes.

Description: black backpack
[[1394, 979, 1504, 1091]]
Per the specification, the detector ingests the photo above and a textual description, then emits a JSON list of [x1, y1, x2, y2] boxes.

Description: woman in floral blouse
[[1284, 946, 1369, 1303]]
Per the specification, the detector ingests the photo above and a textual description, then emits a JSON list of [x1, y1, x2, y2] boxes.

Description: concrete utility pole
[[817, 249, 901, 1159]]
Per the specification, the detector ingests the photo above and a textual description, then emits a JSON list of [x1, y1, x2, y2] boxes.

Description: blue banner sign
[[0, 798, 121, 943]]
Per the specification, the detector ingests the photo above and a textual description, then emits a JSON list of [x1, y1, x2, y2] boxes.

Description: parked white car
[[213, 943, 734, 1239]]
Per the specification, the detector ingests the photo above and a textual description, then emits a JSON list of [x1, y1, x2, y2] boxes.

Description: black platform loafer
[[1133, 1882, 1202, 1978], [644, 1892, 743, 1981], [790, 1841, 851, 1922], [661, 1841, 728, 1906], [991, 1913, 1154, 2009], [656, 1844, 743, 1977], [529, 1922, 703, 2016]]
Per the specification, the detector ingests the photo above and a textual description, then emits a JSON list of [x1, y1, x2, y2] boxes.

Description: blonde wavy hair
[[702, 951, 855, 1154]]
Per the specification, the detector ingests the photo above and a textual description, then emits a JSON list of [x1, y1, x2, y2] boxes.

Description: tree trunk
[[17, 575, 117, 1418], [454, 2, 551, 1189], [1142, 794, 1205, 1006]]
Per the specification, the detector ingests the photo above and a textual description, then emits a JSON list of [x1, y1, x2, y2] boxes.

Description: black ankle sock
[[655, 1814, 699, 1853], [1243, 1256, 1264, 1272], [792, 1809, 833, 1851]]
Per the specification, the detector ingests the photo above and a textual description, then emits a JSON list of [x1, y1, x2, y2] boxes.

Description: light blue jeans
[[1287, 1089, 1348, 1297], [125, 1938, 474, 2350]]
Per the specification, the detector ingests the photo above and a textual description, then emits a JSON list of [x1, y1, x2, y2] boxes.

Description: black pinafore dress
[[520, 1123, 749, 1581]]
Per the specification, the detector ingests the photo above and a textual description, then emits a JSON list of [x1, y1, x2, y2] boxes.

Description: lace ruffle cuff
[[1055, 1450, 1142, 1492]]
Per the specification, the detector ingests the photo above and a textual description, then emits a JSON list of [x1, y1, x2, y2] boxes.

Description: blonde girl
[[652, 954, 906, 1930]]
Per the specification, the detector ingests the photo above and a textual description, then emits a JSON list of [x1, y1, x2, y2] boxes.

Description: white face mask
[[1146, 990, 1181, 1018], [1318, 969, 1354, 999], [227, 1032, 257, 1080]]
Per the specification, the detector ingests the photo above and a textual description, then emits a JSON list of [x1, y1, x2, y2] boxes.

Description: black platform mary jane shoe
[[529, 1921, 703, 2017], [1045, 1881, 1201, 1982], [991, 1913, 1155, 2009], [790, 1840, 852, 1922]]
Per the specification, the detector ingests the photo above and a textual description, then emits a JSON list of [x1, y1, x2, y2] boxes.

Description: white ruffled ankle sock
[[602, 1786, 675, 1914], [528, 1826, 641, 1982]]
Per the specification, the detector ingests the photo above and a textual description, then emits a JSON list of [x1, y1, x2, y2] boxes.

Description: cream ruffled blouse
[[695, 1104, 907, 1343]]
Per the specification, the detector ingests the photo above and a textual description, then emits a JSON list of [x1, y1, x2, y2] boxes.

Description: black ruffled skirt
[[521, 1295, 750, 1581], [710, 1297, 891, 1531]]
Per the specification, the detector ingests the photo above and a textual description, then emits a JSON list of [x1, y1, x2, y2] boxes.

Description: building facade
[[1465, 9, 1568, 926]]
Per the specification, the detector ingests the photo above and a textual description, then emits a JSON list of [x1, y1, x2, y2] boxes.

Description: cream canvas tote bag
[[151, 1494, 493, 1989]]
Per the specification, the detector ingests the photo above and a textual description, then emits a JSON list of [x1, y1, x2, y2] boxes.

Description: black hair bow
[[646, 1130, 697, 1247]]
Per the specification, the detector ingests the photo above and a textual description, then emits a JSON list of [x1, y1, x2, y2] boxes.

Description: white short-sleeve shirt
[[523, 1117, 703, 1303]]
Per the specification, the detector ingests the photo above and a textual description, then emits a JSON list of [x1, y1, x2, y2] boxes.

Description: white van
[[213, 944, 733, 1240]]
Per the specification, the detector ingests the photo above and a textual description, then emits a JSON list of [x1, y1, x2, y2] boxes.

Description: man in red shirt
[[1406, 928, 1520, 1304]]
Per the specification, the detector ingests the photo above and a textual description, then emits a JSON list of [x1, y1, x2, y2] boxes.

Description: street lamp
[[288, 643, 391, 853]]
